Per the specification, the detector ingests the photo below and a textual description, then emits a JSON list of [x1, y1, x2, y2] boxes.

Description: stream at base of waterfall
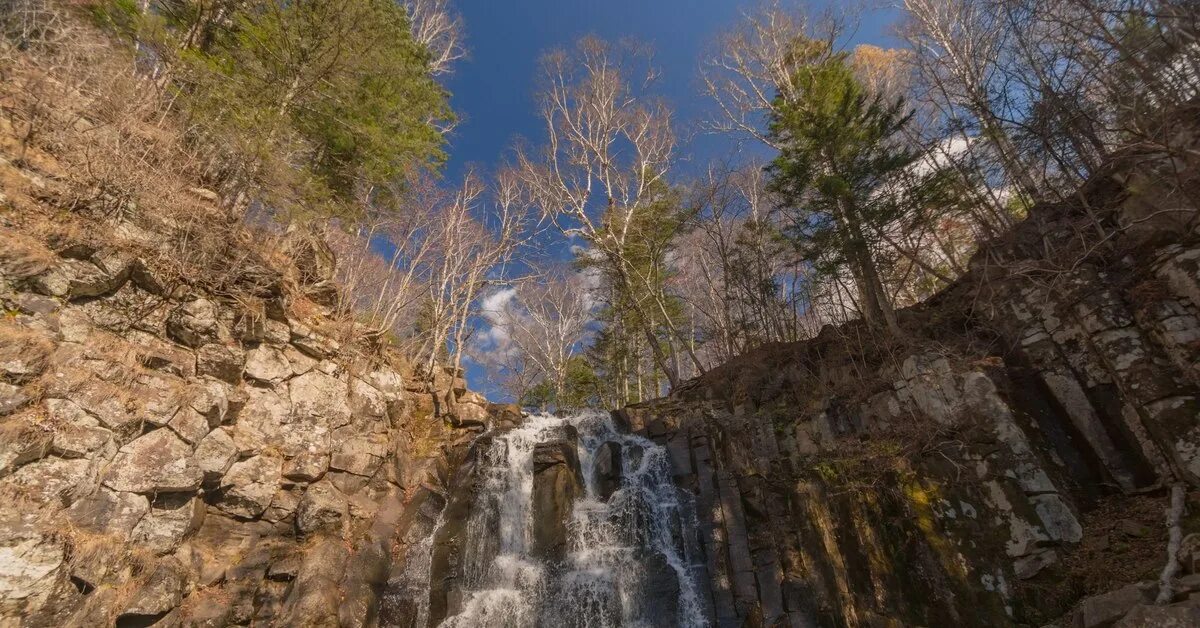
[[383, 411, 710, 628]]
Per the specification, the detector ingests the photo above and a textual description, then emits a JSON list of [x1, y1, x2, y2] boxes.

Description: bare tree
[[422, 170, 525, 393], [329, 171, 447, 349], [700, 0, 848, 148], [510, 36, 702, 389], [404, 0, 466, 77], [490, 266, 593, 410]]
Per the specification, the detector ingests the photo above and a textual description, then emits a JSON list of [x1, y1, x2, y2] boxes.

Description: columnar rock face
[[616, 157, 1200, 626], [0, 223, 495, 625]]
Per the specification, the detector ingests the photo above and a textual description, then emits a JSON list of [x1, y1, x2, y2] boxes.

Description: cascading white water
[[434, 411, 709, 628]]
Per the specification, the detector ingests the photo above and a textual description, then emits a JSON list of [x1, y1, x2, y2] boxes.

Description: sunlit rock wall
[[0, 225, 492, 626]]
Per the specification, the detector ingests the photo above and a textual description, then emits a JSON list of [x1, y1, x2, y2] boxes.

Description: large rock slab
[[119, 557, 185, 620], [593, 441, 622, 501], [216, 455, 282, 519], [3, 456, 93, 505], [1115, 602, 1200, 627], [65, 489, 149, 538], [131, 493, 206, 555], [166, 298, 219, 348], [530, 429, 582, 562], [296, 480, 348, 535], [1078, 583, 1155, 628], [103, 428, 201, 495], [194, 427, 238, 484], [231, 386, 292, 455], [0, 513, 63, 617], [195, 343, 244, 384], [289, 370, 351, 427], [244, 345, 292, 384]]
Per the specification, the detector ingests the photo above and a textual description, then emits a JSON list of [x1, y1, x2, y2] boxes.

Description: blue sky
[[442, 1, 903, 180], [440, 0, 904, 395]]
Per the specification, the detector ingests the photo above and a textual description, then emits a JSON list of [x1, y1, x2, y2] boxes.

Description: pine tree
[[767, 52, 948, 335], [95, 0, 453, 215]]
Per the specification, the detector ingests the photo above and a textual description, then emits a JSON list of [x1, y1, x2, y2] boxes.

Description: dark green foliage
[[767, 51, 950, 330], [94, 0, 453, 216], [768, 54, 944, 272]]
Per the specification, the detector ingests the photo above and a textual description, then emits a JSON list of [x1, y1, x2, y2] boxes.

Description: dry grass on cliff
[[0, 11, 302, 306]]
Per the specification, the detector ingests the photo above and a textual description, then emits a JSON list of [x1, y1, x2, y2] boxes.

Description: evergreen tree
[[766, 52, 948, 335], [95, 0, 453, 215]]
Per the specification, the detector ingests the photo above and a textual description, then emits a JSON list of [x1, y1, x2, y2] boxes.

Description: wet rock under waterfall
[[382, 412, 709, 627]]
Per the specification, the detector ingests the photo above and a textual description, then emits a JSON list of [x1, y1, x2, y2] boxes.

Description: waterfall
[[388, 410, 710, 628]]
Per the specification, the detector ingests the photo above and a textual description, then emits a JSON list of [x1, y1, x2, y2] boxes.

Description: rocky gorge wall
[[617, 134, 1200, 626], [0, 178, 500, 626]]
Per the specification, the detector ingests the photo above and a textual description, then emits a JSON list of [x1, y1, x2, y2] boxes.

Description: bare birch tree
[[403, 0, 466, 77], [493, 267, 593, 410], [701, 0, 848, 148], [510, 35, 701, 389]]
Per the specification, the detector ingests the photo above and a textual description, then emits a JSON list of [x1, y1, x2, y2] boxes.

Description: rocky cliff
[[0, 153, 499, 626], [616, 126, 1200, 626]]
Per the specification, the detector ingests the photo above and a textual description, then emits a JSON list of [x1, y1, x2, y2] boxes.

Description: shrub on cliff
[[91, 0, 454, 217]]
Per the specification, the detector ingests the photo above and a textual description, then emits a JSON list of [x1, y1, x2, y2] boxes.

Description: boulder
[[132, 371, 185, 428], [3, 456, 93, 505], [31, 256, 130, 300], [0, 382, 30, 416], [488, 403, 523, 430], [166, 299, 219, 348], [263, 486, 303, 523], [0, 326, 50, 384], [530, 430, 582, 562], [194, 427, 238, 483], [130, 493, 206, 555], [296, 480, 348, 535], [284, 345, 317, 376], [349, 377, 388, 418], [216, 455, 282, 519], [119, 557, 185, 621], [1080, 583, 1156, 628], [1115, 603, 1200, 627], [68, 381, 140, 431], [168, 406, 211, 445], [593, 441, 622, 501], [289, 370, 351, 427], [64, 489, 149, 538], [263, 319, 291, 345], [0, 422, 51, 476], [50, 420, 114, 460], [282, 228, 337, 287], [283, 451, 329, 483], [330, 434, 388, 478], [244, 345, 292, 384], [103, 429, 201, 495], [289, 320, 339, 359], [189, 378, 230, 427], [231, 386, 292, 455], [195, 343, 244, 383], [277, 538, 348, 625], [621, 551, 680, 625], [364, 367, 404, 398], [450, 401, 489, 429], [132, 330, 196, 378], [0, 512, 63, 617]]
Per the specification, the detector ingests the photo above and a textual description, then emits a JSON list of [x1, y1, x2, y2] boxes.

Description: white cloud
[[478, 287, 517, 350]]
